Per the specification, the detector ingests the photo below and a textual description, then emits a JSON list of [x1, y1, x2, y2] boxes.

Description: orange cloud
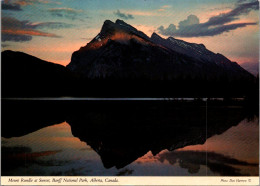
[[13, 0, 59, 6], [158, 9, 166, 12], [2, 29, 59, 37], [161, 5, 171, 8], [15, 1, 32, 6], [122, 10, 161, 17], [2, 16, 63, 42], [48, 7, 83, 13], [157, 5, 171, 12]]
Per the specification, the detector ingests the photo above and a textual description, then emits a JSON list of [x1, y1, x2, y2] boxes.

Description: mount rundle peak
[[67, 19, 253, 81], [2, 19, 257, 98]]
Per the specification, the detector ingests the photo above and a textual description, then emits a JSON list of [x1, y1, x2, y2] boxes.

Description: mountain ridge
[[67, 19, 253, 81], [1, 19, 258, 98]]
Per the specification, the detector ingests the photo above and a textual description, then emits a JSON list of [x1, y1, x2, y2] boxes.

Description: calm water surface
[[1, 100, 259, 176]]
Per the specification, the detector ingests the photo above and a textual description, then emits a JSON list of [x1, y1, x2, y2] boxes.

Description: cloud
[[237, 0, 252, 4], [205, 0, 259, 26], [179, 15, 200, 29], [2, 33, 32, 42], [158, 0, 259, 37], [114, 10, 134, 20], [16, 0, 60, 5], [16, 0, 44, 5], [34, 22, 74, 29], [158, 21, 257, 37], [2, 44, 10, 48], [2, 16, 64, 42], [157, 9, 166, 12], [162, 5, 171, 9], [49, 7, 82, 14], [158, 24, 177, 36], [2, 0, 60, 7], [1, 1, 22, 11], [48, 7, 83, 20], [158, 5, 172, 12], [113, 10, 160, 17], [1, 0, 61, 11]]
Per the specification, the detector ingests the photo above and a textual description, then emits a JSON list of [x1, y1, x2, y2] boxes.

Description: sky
[[1, 0, 259, 75]]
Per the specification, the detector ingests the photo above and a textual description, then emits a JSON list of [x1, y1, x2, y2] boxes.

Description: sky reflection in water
[[2, 117, 259, 176]]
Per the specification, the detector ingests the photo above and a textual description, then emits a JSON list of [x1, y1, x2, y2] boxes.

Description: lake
[[1, 99, 259, 176]]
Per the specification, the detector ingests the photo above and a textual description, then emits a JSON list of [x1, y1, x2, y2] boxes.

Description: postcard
[[1, 0, 259, 185]]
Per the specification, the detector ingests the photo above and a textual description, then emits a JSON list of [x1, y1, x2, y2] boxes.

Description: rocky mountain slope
[[67, 19, 253, 81], [65, 19, 256, 97]]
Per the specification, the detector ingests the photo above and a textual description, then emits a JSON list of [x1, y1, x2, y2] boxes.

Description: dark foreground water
[[1, 100, 259, 176]]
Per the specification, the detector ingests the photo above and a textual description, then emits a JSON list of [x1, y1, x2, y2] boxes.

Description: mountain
[[151, 32, 248, 73], [67, 19, 252, 80], [1, 50, 76, 97], [66, 19, 255, 97], [1, 20, 257, 98]]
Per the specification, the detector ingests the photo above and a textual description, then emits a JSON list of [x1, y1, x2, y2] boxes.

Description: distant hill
[[1, 50, 76, 97]]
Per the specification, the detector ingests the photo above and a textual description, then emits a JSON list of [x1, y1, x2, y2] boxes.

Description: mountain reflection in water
[[1, 100, 259, 176]]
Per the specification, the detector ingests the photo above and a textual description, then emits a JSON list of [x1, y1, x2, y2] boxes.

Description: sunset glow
[[2, 29, 59, 37], [1, 0, 259, 74]]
